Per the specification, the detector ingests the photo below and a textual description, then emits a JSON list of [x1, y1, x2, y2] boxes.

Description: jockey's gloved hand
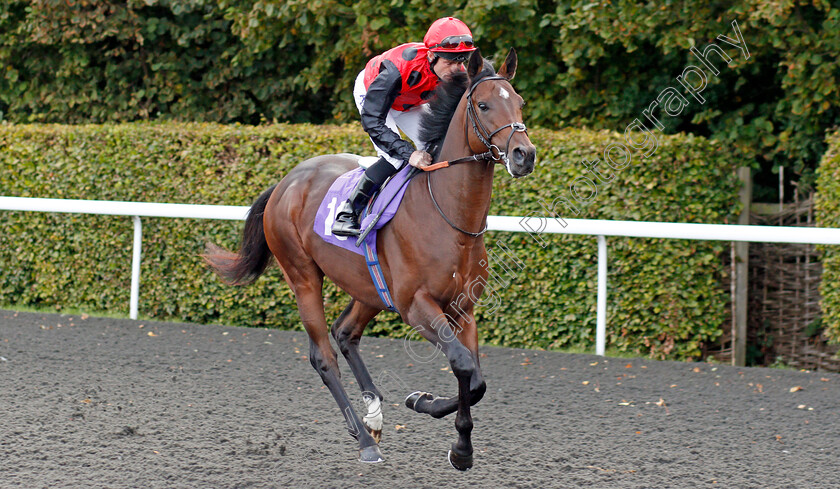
[[408, 150, 432, 169]]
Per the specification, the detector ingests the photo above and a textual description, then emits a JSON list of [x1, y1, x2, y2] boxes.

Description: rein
[[422, 75, 527, 237]]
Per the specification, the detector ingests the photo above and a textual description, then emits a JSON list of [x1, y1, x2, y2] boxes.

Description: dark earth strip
[[0, 309, 838, 488]]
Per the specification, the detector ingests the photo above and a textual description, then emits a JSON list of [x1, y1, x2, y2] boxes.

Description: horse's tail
[[203, 184, 278, 286]]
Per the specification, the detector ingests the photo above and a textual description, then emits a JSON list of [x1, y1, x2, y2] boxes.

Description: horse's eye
[[478, 102, 489, 111]]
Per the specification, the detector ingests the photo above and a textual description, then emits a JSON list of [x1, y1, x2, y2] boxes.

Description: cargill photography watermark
[[347, 17, 751, 439], [518, 19, 750, 248]]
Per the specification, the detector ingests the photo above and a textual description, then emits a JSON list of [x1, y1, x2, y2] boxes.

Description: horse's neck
[[431, 104, 495, 235]]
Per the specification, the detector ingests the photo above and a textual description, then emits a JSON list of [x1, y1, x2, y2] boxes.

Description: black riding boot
[[332, 157, 399, 237]]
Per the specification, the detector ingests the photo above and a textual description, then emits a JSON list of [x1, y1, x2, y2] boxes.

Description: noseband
[[426, 75, 528, 237]]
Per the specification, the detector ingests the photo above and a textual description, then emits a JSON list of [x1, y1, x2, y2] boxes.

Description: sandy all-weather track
[[0, 309, 838, 488]]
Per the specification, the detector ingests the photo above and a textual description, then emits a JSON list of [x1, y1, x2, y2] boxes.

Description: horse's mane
[[420, 59, 497, 161]]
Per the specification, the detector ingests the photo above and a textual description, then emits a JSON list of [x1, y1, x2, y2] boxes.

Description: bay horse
[[204, 48, 536, 470]]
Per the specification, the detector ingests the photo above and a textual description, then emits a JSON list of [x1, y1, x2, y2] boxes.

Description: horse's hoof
[[448, 448, 473, 471], [404, 391, 431, 410], [359, 445, 384, 463], [404, 391, 423, 409]]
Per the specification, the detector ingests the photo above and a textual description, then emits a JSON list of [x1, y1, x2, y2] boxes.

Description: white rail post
[[596, 235, 607, 356], [130, 216, 142, 320]]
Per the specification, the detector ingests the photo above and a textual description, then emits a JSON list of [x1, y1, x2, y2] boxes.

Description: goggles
[[435, 51, 470, 63], [431, 35, 474, 50]]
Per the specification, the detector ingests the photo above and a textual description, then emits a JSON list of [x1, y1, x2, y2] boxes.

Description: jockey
[[332, 16, 477, 237]]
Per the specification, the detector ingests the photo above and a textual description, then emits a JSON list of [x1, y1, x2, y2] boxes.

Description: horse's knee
[[448, 347, 475, 378]]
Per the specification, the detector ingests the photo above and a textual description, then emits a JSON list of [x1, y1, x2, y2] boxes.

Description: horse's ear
[[467, 48, 483, 79], [498, 48, 517, 81]]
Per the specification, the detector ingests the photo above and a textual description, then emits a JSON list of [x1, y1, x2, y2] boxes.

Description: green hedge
[[3, 2, 840, 192], [816, 130, 840, 342], [0, 123, 740, 359]]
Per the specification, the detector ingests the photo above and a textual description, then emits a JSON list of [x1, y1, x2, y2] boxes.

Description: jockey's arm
[[360, 60, 415, 164]]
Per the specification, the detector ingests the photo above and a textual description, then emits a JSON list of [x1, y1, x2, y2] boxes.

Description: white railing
[[491, 215, 840, 357], [3, 196, 840, 358], [0, 197, 248, 320]]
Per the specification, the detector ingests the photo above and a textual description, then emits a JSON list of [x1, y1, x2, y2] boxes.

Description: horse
[[204, 48, 536, 470]]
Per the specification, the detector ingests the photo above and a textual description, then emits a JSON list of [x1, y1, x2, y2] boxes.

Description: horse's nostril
[[513, 148, 526, 164], [526, 147, 536, 165]]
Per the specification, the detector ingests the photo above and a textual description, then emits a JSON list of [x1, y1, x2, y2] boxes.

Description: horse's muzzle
[[509, 144, 536, 178]]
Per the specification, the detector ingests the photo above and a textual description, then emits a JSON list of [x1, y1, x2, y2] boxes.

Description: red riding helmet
[[423, 17, 476, 62]]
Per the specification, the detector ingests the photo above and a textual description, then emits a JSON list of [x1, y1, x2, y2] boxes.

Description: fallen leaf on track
[[790, 386, 803, 393], [147, 332, 157, 337]]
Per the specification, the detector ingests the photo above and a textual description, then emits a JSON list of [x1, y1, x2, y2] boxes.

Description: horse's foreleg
[[294, 286, 383, 463], [448, 310, 484, 471], [331, 299, 384, 443], [403, 292, 483, 470], [406, 352, 478, 471], [405, 310, 486, 418]]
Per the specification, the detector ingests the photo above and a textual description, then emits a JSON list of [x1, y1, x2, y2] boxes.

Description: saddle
[[314, 156, 420, 312], [313, 157, 416, 258]]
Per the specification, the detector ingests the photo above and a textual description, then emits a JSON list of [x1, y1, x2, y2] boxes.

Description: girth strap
[[359, 197, 399, 312]]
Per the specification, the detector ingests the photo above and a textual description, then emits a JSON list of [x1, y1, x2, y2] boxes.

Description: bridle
[[427, 75, 528, 237], [465, 76, 528, 170]]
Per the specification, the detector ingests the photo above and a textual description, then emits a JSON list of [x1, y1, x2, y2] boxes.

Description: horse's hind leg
[[331, 300, 383, 442], [289, 277, 384, 463]]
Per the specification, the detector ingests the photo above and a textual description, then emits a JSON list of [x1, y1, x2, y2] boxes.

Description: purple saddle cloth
[[313, 164, 414, 257]]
